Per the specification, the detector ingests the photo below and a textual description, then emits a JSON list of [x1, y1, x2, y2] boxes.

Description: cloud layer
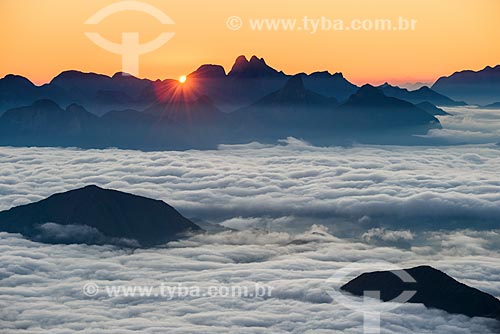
[[1, 227, 499, 333], [425, 106, 500, 144], [1, 143, 499, 332], [0, 141, 499, 234]]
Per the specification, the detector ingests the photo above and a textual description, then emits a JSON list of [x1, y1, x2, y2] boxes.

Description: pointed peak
[[249, 55, 266, 64], [233, 55, 248, 65], [228, 55, 281, 78]]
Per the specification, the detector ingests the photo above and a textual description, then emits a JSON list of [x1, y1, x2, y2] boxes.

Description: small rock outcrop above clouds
[[341, 265, 500, 321], [0, 185, 201, 247]]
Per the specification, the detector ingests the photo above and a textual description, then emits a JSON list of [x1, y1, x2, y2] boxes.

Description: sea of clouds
[[0, 139, 499, 234], [1, 139, 500, 333], [1, 227, 499, 333], [424, 106, 500, 144]]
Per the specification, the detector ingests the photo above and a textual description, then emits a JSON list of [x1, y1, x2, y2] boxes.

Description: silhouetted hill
[[227, 81, 440, 145], [301, 71, 358, 101], [49, 70, 158, 114], [0, 74, 57, 113], [189, 64, 227, 79], [335, 85, 441, 134], [378, 83, 465, 106], [222, 55, 288, 110], [341, 265, 500, 321], [0, 71, 160, 116], [230, 75, 337, 140], [0, 185, 200, 246], [253, 75, 337, 107], [432, 65, 500, 105], [228, 55, 284, 79], [0, 99, 100, 147]]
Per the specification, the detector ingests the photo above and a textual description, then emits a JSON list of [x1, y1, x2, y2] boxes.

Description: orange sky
[[1, 0, 499, 86]]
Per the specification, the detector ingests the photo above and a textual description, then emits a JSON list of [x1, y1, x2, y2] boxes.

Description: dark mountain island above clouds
[[0, 185, 200, 246], [341, 265, 500, 321], [432, 65, 500, 105]]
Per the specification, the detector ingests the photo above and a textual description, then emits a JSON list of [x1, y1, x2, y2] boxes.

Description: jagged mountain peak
[[228, 55, 281, 78]]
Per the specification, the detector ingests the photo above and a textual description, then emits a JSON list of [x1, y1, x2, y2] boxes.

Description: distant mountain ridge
[[378, 83, 465, 106], [1, 55, 471, 115], [229, 78, 440, 145], [432, 65, 500, 105], [0, 75, 443, 149], [0, 55, 472, 149]]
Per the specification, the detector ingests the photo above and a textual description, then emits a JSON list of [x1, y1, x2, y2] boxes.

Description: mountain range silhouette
[[0, 55, 496, 149]]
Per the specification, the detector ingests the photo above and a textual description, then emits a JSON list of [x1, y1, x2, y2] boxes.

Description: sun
[[179, 75, 187, 84]]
